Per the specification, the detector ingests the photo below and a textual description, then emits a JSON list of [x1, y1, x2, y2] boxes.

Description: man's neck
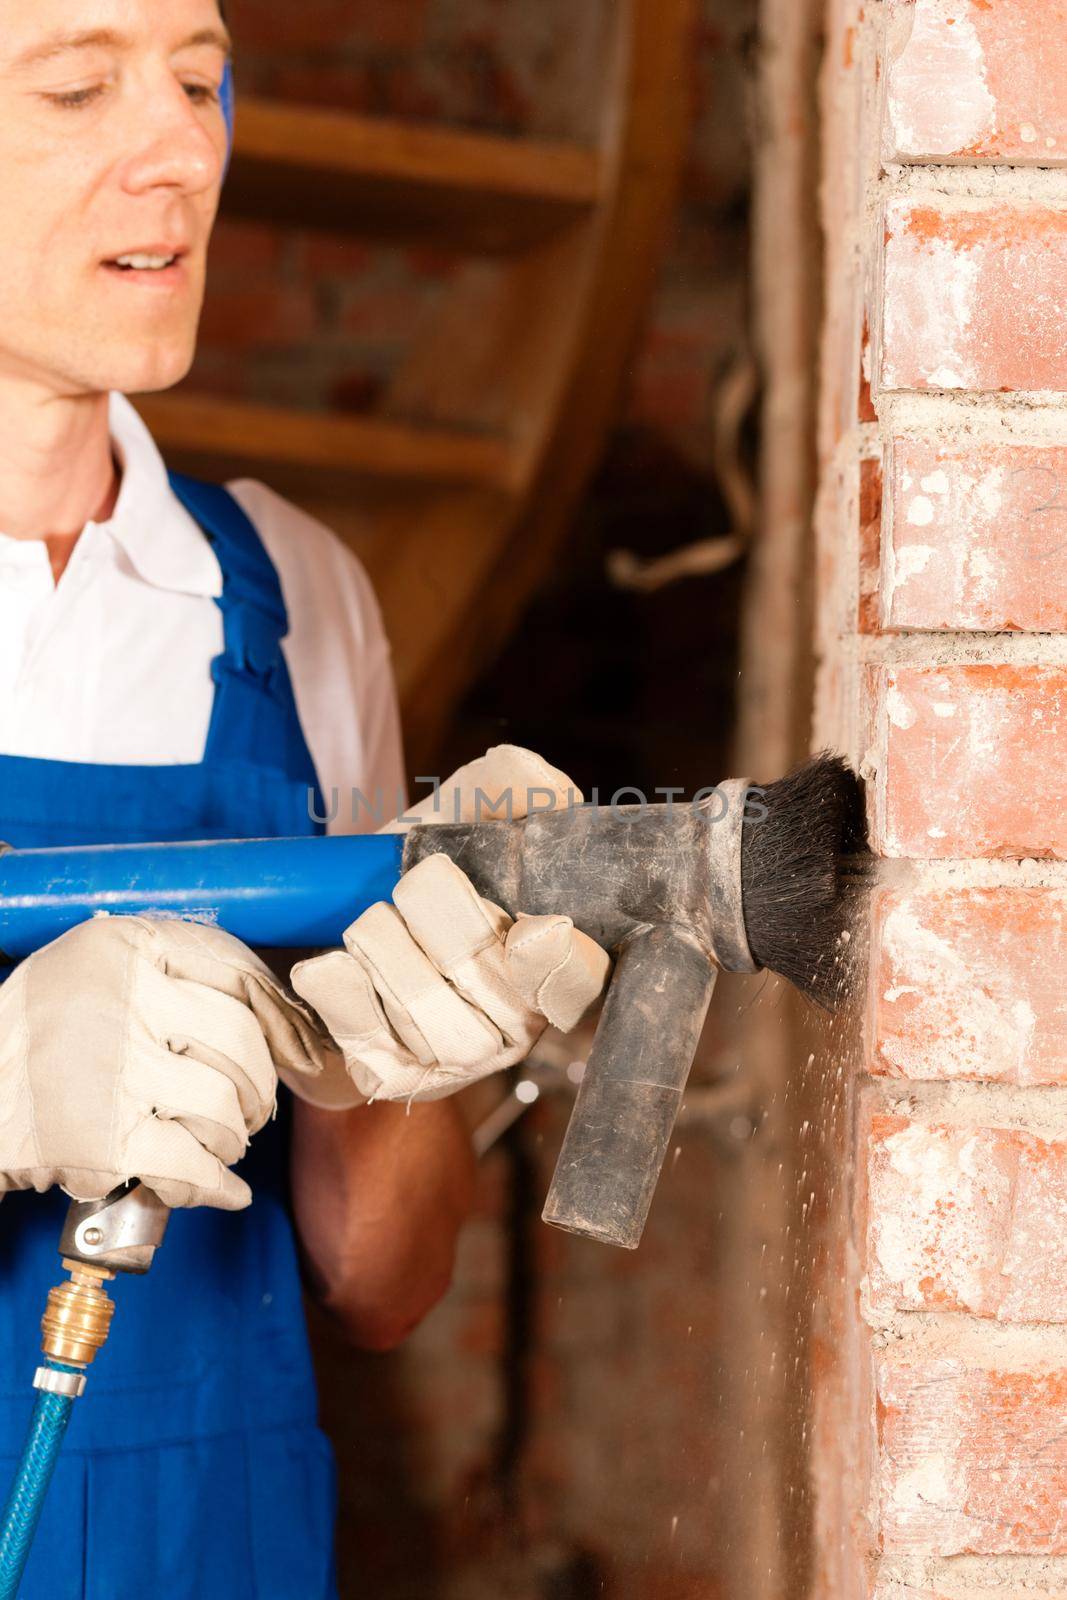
[[0, 380, 121, 582]]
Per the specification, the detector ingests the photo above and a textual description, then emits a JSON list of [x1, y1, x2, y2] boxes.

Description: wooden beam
[[225, 99, 603, 255], [391, 0, 700, 765], [136, 393, 519, 492]]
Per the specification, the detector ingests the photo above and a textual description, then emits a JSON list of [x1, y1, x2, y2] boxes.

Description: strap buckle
[[213, 597, 284, 684]]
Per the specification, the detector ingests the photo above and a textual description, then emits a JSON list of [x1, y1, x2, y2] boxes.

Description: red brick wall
[[199, 0, 756, 476], [816, 1, 1067, 1595]]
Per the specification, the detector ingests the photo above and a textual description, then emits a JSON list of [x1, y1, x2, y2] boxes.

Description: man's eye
[[46, 86, 105, 109], [184, 83, 220, 104]]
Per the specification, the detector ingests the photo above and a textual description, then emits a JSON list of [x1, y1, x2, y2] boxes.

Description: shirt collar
[[102, 392, 223, 599]]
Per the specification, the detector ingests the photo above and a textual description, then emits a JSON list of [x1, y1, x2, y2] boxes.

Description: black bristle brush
[[741, 751, 869, 1010]]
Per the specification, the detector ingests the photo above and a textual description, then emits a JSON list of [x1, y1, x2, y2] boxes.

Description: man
[[0, 4, 608, 1595]]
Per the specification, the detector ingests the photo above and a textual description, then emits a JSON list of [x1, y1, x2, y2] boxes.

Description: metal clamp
[[33, 1367, 86, 1400], [701, 778, 761, 974], [59, 1184, 171, 1275]]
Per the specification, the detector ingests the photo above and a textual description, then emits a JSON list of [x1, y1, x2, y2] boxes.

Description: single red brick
[[884, 440, 1067, 631], [859, 458, 885, 633], [338, 282, 439, 341], [208, 218, 286, 276], [869, 887, 1067, 1085], [883, 0, 1067, 164], [198, 286, 318, 351], [879, 200, 1067, 393], [404, 248, 458, 280], [866, 1116, 1067, 1319], [181, 356, 247, 401], [867, 665, 1067, 859], [877, 1354, 1067, 1553], [870, 889, 1067, 1088], [295, 232, 376, 281]]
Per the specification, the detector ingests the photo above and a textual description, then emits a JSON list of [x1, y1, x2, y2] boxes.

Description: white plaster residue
[[927, 826, 947, 839], [972, 467, 1004, 521], [907, 496, 935, 527], [879, 902, 1031, 1082], [886, 0, 996, 157], [873, 1124, 1011, 1314], [886, 685, 917, 729], [883, 227, 982, 390], [886, 1453, 959, 1526], [1020, 123, 1038, 145], [956, 1133, 985, 1183], [931, 702, 957, 717], [1012, 998, 1037, 1051], [920, 470, 950, 496], [894, 544, 935, 593], [998, 1144, 1067, 1320], [966, 691, 1004, 764], [967, 548, 995, 586]]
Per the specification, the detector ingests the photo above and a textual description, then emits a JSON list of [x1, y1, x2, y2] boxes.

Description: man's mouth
[[112, 252, 178, 271], [101, 246, 190, 285]]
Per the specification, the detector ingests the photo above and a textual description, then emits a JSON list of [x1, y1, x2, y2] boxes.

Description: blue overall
[[0, 477, 338, 1599]]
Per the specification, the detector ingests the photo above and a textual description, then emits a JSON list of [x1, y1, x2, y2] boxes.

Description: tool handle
[[542, 924, 717, 1249]]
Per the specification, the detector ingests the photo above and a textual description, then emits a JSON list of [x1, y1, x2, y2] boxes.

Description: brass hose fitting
[[40, 1260, 116, 1368]]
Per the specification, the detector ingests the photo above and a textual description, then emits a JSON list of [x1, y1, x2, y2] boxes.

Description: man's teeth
[[113, 253, 177, 270]]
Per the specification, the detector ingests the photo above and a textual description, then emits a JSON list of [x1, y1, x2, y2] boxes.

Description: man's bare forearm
[[290, 1085, 477, 1350]]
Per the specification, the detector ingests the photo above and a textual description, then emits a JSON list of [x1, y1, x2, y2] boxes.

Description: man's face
[[0, 0, 231, 399]]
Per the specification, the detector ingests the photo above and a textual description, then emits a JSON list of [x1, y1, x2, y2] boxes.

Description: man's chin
[[90, 339, 198, 399]]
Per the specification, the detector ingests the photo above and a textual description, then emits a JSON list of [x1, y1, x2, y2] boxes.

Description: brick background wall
[[199, 0, 758, 478], [816, 1, 1067, 1594]]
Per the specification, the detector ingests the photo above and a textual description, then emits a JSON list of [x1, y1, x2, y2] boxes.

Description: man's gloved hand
[[0, 916, 331, 1210], [290, 747, 611, 1106]]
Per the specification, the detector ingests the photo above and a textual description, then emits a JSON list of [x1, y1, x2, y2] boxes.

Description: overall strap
[[166, 473, 318, 787]]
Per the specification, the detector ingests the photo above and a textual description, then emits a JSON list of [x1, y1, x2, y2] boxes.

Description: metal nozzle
[[41, 1183, 172, 1371], [41, 1262, 115, 1367], [59, 1183, 170, 1275]]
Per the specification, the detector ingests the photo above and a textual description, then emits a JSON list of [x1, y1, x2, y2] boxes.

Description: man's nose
[[119, 84, 225, 196]]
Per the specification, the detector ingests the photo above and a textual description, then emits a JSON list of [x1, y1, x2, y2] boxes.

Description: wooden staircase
[[138, 0, 696, 768]]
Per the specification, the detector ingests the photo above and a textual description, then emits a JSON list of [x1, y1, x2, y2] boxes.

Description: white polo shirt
[[0, 392, 405, 834]]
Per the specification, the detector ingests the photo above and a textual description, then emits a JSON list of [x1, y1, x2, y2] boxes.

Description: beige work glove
[[0, 916, 331, 1210], [290, 746, 611, 1106]]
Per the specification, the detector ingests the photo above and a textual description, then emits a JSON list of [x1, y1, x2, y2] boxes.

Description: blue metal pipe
[[0, 836, 406, 962]]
